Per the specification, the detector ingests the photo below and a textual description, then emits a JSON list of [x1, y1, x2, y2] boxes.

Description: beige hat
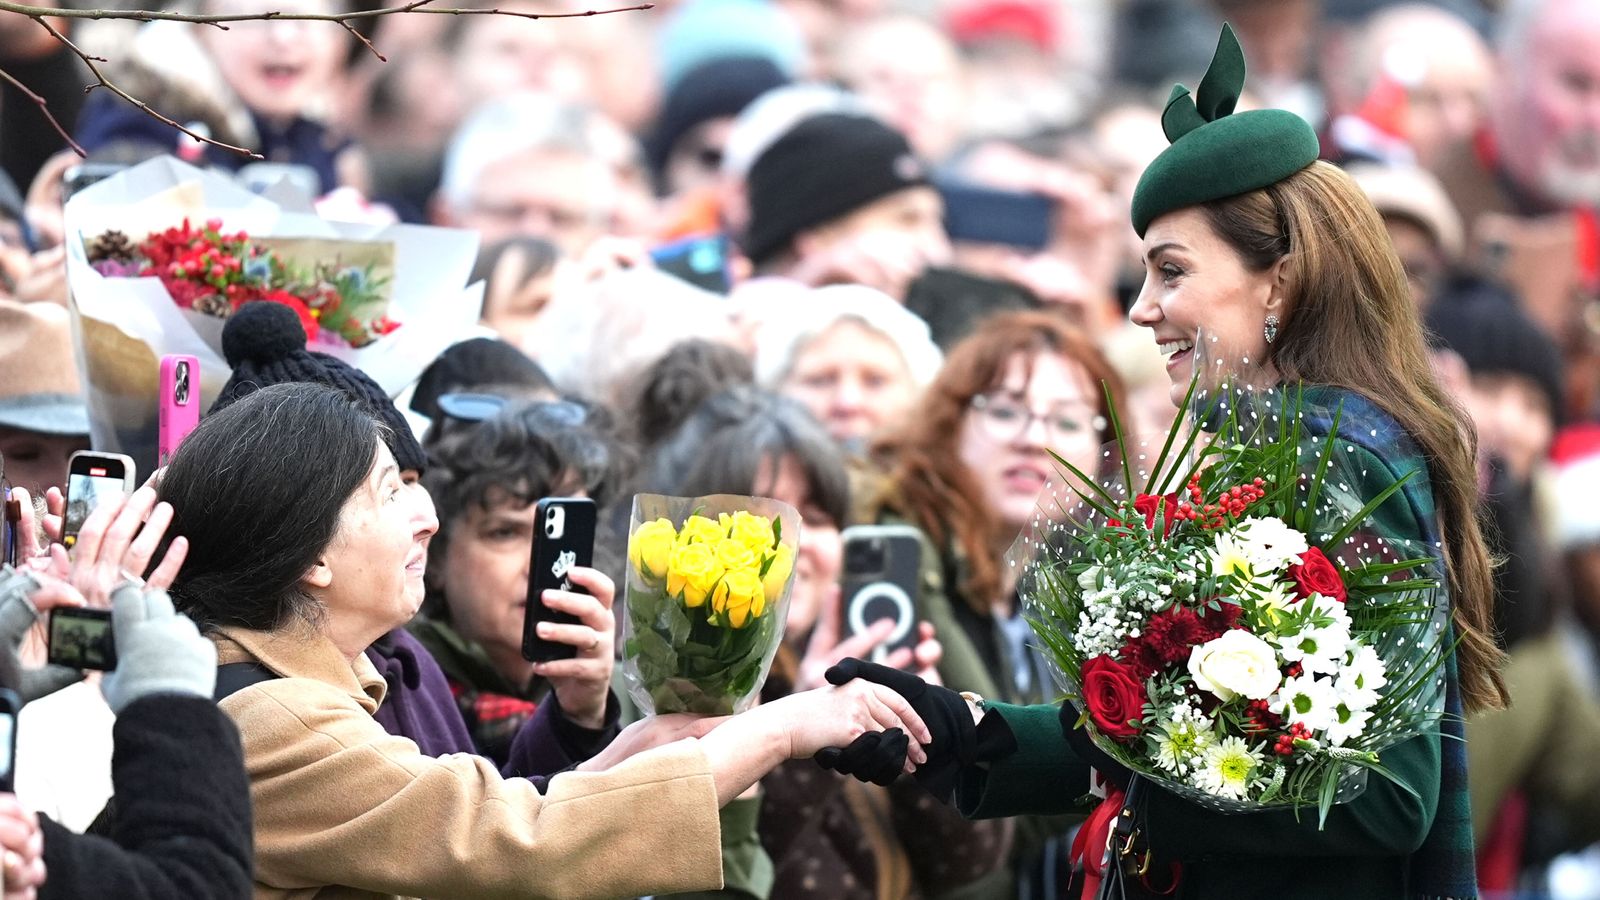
[[1346, 162, 1465, 261], [0, 300, 89, 436]]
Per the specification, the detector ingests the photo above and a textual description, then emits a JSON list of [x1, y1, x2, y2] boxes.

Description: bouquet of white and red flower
[[1018, 373, 1451, 822]]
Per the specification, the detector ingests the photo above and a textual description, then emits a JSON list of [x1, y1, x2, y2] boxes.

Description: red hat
[[946, 0, 1061, 55], [1550, 424, 1600, 549]]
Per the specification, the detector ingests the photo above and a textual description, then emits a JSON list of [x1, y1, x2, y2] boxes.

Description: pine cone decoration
[[87, 230, 137, 264], [192, 292, 233, 318]]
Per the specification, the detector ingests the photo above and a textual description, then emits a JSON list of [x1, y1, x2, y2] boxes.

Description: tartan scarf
[[1303, 387, 1478, 900]]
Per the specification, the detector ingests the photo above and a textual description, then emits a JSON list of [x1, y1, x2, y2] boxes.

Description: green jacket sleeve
[[955, 702, 1089, 819]]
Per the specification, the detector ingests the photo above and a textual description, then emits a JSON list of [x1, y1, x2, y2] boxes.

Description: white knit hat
[[1550, 424, 1600, 550], [752, 285, 943, 389]]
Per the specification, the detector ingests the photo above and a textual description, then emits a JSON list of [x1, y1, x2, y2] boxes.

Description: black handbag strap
[[214, 661, 278, 701]]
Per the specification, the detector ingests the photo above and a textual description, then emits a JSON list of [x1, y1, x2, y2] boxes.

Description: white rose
[[1187, 630, 1283, 701]]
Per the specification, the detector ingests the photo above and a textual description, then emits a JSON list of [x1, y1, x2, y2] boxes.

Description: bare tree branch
[[0, 61, 86, 155], [0, 1, 650, 161], [0, 2, 652, 26], [34, 15, 263, 158]]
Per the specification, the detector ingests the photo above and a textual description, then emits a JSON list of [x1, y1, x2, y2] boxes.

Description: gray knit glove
[[100, 584, 216, 714], [0, 568, 84, 704]]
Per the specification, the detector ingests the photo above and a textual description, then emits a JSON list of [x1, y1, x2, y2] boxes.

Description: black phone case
[[46, 607, 117, 671], [841, 531, 923, 665], [522, 499, 596, 663], [0, 687, 18, 793]]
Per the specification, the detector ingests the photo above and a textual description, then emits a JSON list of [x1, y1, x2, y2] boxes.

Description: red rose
[[1080, 655, 1148, 741], [1133, 492, 1181, 538], [1288, 547, 1346, 603]]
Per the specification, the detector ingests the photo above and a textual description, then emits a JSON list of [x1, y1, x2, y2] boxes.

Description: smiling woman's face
[[1128, 208, 1286, 408], [199, 0, 346, 123]]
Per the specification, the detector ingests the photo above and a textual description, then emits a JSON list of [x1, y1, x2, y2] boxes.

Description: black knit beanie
[[210, 302, 429, 473], [742, 112, 930, 266], [647, 55, 789, 185], [1425, 275, 1565, 422]]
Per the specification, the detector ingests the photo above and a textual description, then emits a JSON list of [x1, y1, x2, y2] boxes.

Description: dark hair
[[618, 339, 755, 451], [647, 387, 849, 527], [160, 383, 382, 631], [410, 337, 557, 423], [422, 400, 627, 615], [1199, 160, 1508, 710]]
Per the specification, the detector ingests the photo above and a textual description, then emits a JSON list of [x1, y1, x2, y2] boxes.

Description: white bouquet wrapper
[[62, 156, 484, 473]]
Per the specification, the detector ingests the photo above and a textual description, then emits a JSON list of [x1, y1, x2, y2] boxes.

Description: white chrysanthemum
[[1153, 705, 1216, 775], [1252, 580, 1295, 633], [1273, 595, 1353, 676], [1275, 674, 1343, 732], [1210, 533, 1255, 581], [1232, 517, 1310, 572], [1195, 736, 1266, 800], [1335, 644, 1388, 711], [1323, 702, 1374, 747]]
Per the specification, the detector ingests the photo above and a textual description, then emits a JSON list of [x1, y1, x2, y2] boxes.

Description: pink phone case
[[158, 355, 200, 467]]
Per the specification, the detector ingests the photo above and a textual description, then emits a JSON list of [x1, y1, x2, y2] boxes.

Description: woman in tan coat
[[156, 382, 929, 900]]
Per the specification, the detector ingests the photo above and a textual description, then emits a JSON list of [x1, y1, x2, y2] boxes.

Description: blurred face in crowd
[[662, 118, 735, 200], [1494, 0, 1600, 207], [308, 444, 439, 654], [480, 245, 557, 351], [1130, 208, 1286, 408], [833, 16, 967, 163], [439, 480, 582, 680], [199, 0, 347, 124], [959, 351, 1101, 534], [0, 426, 85, 496], [1382, 215, 1447, 309], [1462, 373, 1555, 484], [453, 149, 616, 255], [794, 185, 951, 299], [758, 453, 842, 637], [454, 12, 588, 105], [1354, 6, 1492, 170], [780, 319, 918, 448]]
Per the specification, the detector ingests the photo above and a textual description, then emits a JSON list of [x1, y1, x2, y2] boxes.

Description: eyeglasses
[[969, 393, 1106, 445], [435, 393, 588, 428]]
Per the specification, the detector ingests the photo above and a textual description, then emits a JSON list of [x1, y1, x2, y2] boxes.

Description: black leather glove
[[818, 658, 977, 802], [1060, 700, 1132, 790], [814, 727, 909, 786]]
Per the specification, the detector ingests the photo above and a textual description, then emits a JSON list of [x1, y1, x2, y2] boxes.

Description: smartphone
[[840, 525, 925, 666], [47, 607, 117, 671], [62, 162, 127, 201], [522, 498, 596, 663], [939, 182, 1055, 251], [158, 355, 201, 467], [0, 688, 17, 793], [650, 234, 732, 294], [62, 451, 136, 549]]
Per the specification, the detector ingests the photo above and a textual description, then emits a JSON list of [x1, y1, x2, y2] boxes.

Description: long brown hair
[[872, 311, 1126, 616], [1201, 160, 1508, 711]]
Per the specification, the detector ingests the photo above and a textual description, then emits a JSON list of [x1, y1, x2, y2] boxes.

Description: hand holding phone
[[47, 606, 116, 671], [0, 688, 19, 793], [62, 452, 136, 549], [522, 498, 597, 663], [840, 525, 925, 668]]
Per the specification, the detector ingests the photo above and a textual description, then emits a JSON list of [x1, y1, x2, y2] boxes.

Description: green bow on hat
[[1129, 24, 1321, 237]]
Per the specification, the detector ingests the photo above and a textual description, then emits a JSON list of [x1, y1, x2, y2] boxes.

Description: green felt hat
[[1129, 24, 1321, 237]]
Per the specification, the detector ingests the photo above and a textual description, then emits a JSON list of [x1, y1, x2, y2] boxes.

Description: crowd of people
[[1, 0, 1599, 897]]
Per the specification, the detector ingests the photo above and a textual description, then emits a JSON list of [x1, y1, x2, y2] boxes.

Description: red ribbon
[[1069, 785, 1125, 899]]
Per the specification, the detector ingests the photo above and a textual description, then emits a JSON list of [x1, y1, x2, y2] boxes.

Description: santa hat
[[1550, 424, 1600, 549]]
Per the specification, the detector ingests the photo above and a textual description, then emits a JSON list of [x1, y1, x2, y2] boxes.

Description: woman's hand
[[66, 486, 187, 608], [0, 794, 46, 900], [530, 566, 614, 730], [574, 713, 724, 773], [0, 568, 84, 703]]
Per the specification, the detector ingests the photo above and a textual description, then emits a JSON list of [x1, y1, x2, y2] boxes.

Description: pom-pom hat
[[211, 302, 428, 474], [1130, 24, 1321, 237], [1551, 425, 1600, 550]]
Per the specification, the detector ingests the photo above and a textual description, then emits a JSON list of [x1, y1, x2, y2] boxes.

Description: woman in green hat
[[818, 25, 1507, 900]]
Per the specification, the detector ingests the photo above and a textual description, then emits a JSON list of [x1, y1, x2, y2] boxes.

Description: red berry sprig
[[1171, 476, 1269, 529], [1273, 722, 1314, 757]]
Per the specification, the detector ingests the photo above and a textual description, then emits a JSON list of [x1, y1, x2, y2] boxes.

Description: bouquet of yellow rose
[[622, 494, 800, 715]]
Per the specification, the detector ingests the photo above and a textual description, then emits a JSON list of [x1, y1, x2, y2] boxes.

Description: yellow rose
[[713, 538, 759, 574], [678, 514, 725, 546], [720, 511, 777, 554], [761, 542, 795, 601], [666, 543, 723, 607], [711, 568, 766, 628], [629, 518, 678, 581]]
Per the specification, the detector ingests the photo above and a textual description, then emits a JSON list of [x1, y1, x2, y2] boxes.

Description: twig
[[0, 62, 85, 156], [0, 2, 652, 25], [34, 16, 263, 159], [340, 20, 385, 61]]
